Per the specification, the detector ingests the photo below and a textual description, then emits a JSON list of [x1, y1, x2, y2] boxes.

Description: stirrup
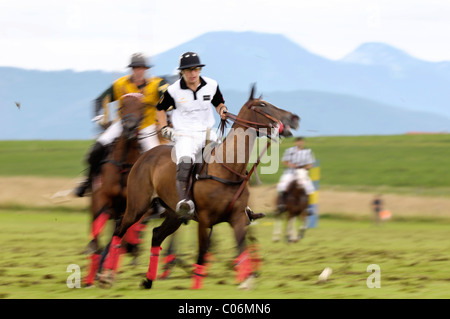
[[175, 199, 195, 219]]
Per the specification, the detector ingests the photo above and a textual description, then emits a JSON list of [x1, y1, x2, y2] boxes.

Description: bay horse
[[83, 93, 151, 286], [100, 86, 300, 289], [272, 178, 309, 243]]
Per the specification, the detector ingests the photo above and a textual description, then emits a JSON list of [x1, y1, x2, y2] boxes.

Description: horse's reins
[[103, 114, 141, 176], [223, 100, 283, 139], [216, 100, 281, 217], [217, 100, 281, 179], [223, 140, 271, 219]]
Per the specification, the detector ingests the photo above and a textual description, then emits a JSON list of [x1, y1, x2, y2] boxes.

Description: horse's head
[[119, 93, 144, 140], [234, 85, 300, 138]]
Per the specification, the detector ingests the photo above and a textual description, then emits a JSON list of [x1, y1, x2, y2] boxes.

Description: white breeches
[[138, 124, 161, 152], [276, 168, 315, 195], [97, 121, 160, 152], [171, 129, 218, 164]]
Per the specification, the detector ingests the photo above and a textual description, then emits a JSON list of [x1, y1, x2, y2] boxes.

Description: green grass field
[[0, 140, 89, 177], [2, 134, 450, 193], [0, 135, 449, 300], [1, 209, 449, 299], [254, 134, 450, 192]]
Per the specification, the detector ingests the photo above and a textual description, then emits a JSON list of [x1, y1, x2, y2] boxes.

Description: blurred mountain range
[[1, 31, 449, 140]]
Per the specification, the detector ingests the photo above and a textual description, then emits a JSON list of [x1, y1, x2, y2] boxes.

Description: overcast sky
[[1, 0, 449, 72]]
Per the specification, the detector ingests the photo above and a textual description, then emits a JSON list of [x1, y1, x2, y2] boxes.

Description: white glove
[[161, 126, 174, 141], [91, 114, 105, 125]]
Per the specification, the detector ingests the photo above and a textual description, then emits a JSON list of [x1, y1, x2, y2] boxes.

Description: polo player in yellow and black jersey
[[75, 53, 169, 197]]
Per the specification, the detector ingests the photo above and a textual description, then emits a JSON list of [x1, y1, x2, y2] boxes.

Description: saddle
[[188, 141, 265, 222], [194, 141, 246, 186], [186, 140, 223, 197]]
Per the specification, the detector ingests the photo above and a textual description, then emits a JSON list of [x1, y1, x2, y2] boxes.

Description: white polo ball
[[318, 267, 332, 281]]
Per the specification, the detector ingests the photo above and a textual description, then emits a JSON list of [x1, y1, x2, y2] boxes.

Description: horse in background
[[83, 93, 153, 287], [100, 85, 299, 289], [272, 179, 309, 243]]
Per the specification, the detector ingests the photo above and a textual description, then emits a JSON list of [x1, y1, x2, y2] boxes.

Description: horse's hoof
[[238, 275, 256, 290], [98, 280, 112, 289], [81, 240, 98, 255], [141, 278, 153, 289], [98, 281, 112, 289], [98, 270, 114, 289], [299, 229, 306, 239]]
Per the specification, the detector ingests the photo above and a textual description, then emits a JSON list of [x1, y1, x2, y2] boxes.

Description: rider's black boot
[[175, 158, 195, 222], [75, 142, 108, 197]]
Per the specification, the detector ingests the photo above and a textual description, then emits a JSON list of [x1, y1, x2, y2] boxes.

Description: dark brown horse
[[100, 86, 300, 289], [272, 179, 309, 243], [83, 93, 148, 286]]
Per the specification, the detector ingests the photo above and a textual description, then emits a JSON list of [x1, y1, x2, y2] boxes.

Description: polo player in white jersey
[[156, 52, 228, 220]]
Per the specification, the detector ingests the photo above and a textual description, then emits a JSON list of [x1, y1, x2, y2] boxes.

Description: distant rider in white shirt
[[276, 136, 316, 213]]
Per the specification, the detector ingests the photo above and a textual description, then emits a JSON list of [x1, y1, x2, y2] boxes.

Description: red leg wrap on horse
[[234, 250, 252, 283], [146, 246, 162, 281], [159, 254, 176, 280], [123, 221, 146, 245], [203, 252, 215, 276], [248, 244, 262, 272], [84, 253, 101, 285], [103, 236, 122, 270], [191, 264, 207, 290], [91, 212, 110, 239], [164, 254, 176, 264]]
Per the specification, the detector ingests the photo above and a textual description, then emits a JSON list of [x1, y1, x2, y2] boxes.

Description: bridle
[[102, 111, 142, 177], [216, 99, 285, 179], [198, 99, 285, 217], [223, 99, 284, 140]]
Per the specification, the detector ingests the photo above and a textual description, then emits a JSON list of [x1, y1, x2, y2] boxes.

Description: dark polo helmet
[[128, 53, 153, 68], [178, 52, 205, 70]]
